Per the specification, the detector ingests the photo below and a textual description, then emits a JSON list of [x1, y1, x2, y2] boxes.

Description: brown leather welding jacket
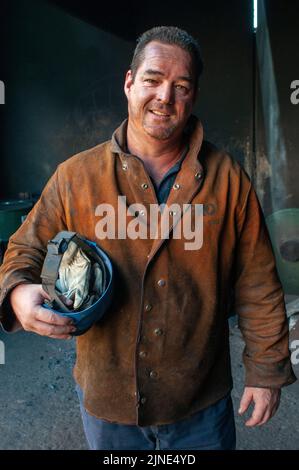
[[0, 116, 296, 426]]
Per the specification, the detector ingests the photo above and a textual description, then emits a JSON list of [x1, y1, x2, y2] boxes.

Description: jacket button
[[149, 370, 158, 379], [154, 328, 163, 336], [141, 183, 148, 190], [139, 350, 147, 358], [195, 171, 202, 179], [145, 304, 152, 312], [157, 279, 166, 287], [122, 163, 128, 171], [140, 397, 147, 404], [173, 183, 180, 190]]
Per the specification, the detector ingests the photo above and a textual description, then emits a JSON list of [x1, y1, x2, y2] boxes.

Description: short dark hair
[[130, 26, 203, 90]]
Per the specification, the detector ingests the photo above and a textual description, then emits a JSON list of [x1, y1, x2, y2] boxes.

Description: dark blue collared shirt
[[150, 147, 188, 205]]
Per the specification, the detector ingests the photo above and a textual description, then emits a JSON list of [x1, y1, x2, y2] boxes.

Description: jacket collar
[[111, 114, 204, 165], [110, 116, 205, 258]]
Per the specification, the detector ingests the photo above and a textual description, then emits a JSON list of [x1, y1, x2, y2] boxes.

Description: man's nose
[[157, 83, 174, 104]]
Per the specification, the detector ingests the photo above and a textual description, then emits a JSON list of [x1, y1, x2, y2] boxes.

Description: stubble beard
[[142, 118, 177, 141]]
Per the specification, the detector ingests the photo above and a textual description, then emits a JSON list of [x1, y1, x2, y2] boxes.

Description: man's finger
[[32, 318, 76, 337], [35, 305, 74, 326], [59, 295, 74, 307], [245, 402, 267, 427], [238, 389, 253, 415], [270, 401, 280, 419], [257, 410, 272, 426], [38, 285, 51, 301], [47, 335, 73, 340]]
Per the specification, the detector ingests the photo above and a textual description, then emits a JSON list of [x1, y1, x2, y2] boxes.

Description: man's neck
[[127, 123, 185, 186]]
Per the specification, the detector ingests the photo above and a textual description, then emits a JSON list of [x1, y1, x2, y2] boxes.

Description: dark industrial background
[[1, 0, 253, 199], [1, 1, 298, 210], [0, 0, 298, 450]]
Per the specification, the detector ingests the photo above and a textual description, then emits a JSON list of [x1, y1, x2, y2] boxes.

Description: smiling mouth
[[149, 110, 171, 117]]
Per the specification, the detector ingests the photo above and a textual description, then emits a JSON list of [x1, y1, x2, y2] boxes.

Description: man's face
[[124, 41, 196, 141]]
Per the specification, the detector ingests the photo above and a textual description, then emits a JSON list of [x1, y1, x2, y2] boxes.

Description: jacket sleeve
[[234, 180, 296, 388], [0, 167, 67, 331]]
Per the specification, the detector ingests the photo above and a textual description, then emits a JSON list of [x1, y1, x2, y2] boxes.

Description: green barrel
[[0, 200, 33, 242], [266, 208, 299, 295]]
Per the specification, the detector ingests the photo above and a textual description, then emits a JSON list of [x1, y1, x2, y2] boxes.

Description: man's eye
[[144, 78, 157, 84], [175, 84, 188, 92]]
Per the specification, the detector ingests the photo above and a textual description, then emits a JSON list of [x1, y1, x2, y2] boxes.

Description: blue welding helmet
[[41, 231, 113, 335]]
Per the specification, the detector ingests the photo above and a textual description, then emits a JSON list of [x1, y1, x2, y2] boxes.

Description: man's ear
[[124, 70, 134, 99]]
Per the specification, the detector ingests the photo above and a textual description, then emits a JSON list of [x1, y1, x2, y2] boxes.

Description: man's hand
[[238, 386, 281, 426], [10, 284, 76, 339]]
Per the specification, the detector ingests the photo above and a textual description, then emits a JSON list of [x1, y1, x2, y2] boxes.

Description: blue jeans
[[76, 385, 236, 450]]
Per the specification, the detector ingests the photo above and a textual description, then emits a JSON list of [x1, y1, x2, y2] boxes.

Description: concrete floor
[[0, 325, 298, 450]]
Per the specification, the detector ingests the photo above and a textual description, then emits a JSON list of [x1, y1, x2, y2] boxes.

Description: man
[[0, 26, 296, 450]]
